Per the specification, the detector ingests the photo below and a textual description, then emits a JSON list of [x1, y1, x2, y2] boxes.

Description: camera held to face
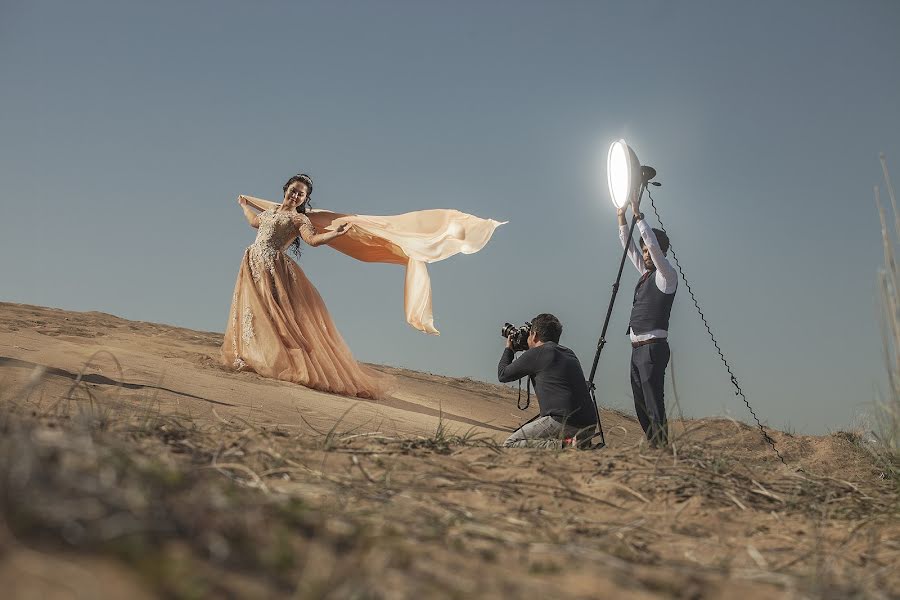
[[501, 321, 532, 352]]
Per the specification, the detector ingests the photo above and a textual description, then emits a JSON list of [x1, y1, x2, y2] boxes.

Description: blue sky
[[2, 0, 898, 433]]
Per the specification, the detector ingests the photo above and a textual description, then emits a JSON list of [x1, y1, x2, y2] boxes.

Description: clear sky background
[[2, 1, 898, 434]]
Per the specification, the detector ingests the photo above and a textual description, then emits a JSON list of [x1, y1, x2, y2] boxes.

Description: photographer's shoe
[[563, 436, 593, 450]]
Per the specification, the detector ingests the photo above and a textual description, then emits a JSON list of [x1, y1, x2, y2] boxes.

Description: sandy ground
[[0, 302, 549, 441], [0, 302, 897, 599]]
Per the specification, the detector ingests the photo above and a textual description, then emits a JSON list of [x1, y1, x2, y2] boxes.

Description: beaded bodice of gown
[[247, 209, 310, 280], [253, 209, 303, 252]]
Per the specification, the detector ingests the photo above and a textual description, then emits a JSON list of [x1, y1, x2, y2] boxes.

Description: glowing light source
[[607, 139, 640, 209]]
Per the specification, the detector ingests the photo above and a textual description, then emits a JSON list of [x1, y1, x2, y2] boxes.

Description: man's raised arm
[[618, 206, 645, 275]]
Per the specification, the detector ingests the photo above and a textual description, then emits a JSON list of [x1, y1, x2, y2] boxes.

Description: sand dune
[[0, 302, 897, 599]]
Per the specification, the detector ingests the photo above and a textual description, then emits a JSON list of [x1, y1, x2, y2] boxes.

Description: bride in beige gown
[[223, 172, 505, 399], [223, 174, 387, 398]]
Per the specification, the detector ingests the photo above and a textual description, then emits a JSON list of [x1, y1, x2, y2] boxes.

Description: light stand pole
[[587, 145, 658, 449]]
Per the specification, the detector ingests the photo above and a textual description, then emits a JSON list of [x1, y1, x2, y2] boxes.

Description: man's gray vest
[[628, 270, 676, 335]]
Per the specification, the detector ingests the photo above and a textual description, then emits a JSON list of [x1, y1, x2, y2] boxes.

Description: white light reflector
[[607, 139, 637, 209]]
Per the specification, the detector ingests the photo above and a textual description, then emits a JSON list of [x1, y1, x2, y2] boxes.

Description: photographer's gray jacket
[[498, 342, 597, 428]]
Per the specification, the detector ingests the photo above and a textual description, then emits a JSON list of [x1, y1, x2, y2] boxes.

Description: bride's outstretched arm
[[237, 196, 260, 228], [295, 215, 351, 247], [239, 195, 279, 211]]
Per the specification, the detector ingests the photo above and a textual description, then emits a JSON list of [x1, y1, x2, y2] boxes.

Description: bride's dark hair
[[283, 173, 314, 259]]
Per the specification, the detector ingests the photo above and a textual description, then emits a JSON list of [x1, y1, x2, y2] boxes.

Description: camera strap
[[516, 376, 534, 410]]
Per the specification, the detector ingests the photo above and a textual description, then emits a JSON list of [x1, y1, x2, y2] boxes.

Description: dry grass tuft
[[872, 154, 900, 481]]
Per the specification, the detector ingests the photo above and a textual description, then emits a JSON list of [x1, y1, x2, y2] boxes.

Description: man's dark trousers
[[630, 340, 669, 446]]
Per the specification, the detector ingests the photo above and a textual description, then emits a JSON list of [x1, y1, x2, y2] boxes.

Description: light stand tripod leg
[[586, 184, 647, 450], [587, 386, 607, 449]]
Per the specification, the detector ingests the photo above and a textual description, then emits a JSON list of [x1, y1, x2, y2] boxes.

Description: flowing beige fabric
[[223, 197, 504, 399], [239, 195, 506, 335]]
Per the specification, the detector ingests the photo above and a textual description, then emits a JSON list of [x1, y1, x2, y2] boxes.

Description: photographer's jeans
[[504, 416, 583, 448]]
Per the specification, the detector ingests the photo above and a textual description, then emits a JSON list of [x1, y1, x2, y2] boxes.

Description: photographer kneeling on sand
[[498, 313, 598, 448]]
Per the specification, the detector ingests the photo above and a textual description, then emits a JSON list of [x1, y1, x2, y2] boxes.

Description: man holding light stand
[[618, 189, 677, 448]]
